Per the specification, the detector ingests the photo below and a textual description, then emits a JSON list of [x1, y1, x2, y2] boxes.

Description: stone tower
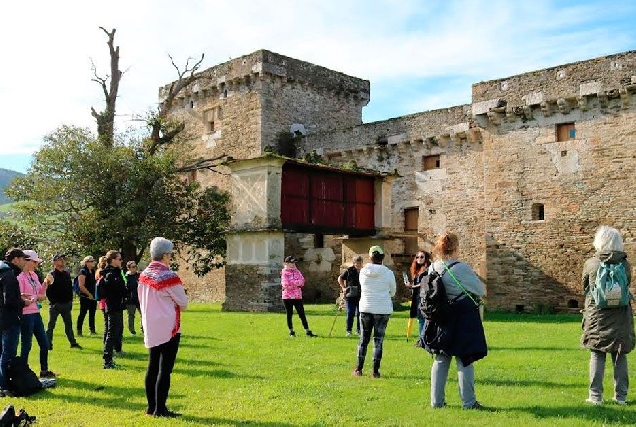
[[161, 50, 370, 305]]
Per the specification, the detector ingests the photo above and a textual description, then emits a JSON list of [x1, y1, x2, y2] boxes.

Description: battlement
[[472, 50, 636, 126], [305, 104, 476, 162], [159, 49, 370, 108]]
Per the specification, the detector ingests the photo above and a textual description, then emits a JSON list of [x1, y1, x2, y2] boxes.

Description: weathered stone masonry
[[165, 48, 636, 312]]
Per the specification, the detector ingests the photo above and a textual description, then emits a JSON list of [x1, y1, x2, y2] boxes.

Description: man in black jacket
[[0, 248, 28, 394], [45, 254, 82, 350]]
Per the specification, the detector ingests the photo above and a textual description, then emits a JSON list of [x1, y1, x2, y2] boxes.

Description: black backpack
[[5, 356, 43, 397], [419, 262, 459, 324], [0, 405, 36, 426]]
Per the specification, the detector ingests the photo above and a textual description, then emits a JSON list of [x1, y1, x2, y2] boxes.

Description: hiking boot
[[306, 330, 317, 337], [40, 370, 57, 378], [465, 401, 485, 410], [352, 368, 363, 376], [289, 330, 296, 337], [130, 330, 137, 335], [103, 361, 118, 369], [70, 343, 83, 349], [77, 330, 83, 337], [372, 371, 381, 378], [154, 410, 182, 418]]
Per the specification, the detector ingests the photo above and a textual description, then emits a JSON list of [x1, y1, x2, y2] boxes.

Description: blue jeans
[[0, 324, 21, 388], [345, 298, 360, 333], [431, 354, 476, 408], [356, 312, 390, 373], [21, 313, 49, 372]]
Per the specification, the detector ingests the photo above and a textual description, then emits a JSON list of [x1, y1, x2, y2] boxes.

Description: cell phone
[[402, 271, 409, 285]]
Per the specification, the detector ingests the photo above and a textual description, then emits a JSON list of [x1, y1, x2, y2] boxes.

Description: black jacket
[[0, 261, 25, 331], [78, 267, 97, 297], [46, 268, 73, 304], [101, 265, 127, 312], [340, 266, 361, 300], [125, 272, 140, 305]]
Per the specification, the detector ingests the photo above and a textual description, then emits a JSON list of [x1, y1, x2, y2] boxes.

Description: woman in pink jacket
[[17, 250, 56, 378], [281, 256, 316, 338]]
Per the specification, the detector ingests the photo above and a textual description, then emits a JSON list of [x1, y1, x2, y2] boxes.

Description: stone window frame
[[556, 122, 575, 142], [531, 203, 545, 221], [421, 154, 441, 171]]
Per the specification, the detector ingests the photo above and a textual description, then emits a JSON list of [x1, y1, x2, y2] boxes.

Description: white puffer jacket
[[359, 263, 396, 314]]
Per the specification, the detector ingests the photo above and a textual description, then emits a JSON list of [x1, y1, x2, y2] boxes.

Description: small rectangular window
[[206, 120, 215, 133], [314, 233, 324, 248], [532, 203, 545, 221], [556, 123, 575, 142], [422, 155, 441, 171]]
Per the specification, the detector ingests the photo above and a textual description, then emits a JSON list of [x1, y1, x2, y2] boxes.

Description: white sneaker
[[585, 398, 602, 405], [613, 398, 627, 405], [346, 331, 352, 337]]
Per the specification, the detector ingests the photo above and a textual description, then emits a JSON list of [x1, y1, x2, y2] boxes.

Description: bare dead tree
[[90, 27, 122, 147], [147, 53, 205, 155]]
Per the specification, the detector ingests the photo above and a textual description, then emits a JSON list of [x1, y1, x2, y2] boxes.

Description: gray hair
[[150, 237, 174, 261], [352, 255, 363, 263], [593, 225, 624, 252]]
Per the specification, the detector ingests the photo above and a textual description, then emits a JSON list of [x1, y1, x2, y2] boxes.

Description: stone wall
[[165, 47, 636, 312]]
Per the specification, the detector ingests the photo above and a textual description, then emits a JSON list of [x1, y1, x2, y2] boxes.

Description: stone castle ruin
[[162, 49, 636, 313]]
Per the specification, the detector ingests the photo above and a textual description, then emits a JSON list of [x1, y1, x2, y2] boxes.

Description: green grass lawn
[[9, 303, 635, 426]]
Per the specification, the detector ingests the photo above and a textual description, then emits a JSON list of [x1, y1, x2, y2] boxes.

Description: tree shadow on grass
[[178, 415, 303, 426], [488, 345, 581, 352], [508, 403, 633, 424], [484, 313, 582, 323], [480, 378, 581, 389]]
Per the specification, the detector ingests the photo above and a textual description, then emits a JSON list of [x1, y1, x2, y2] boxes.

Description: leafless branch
[[147, 53, 205, 155], [175, 154, 231, 174]]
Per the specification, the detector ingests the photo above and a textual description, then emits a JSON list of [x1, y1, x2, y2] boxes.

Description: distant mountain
[[0, 168, 24, 204]]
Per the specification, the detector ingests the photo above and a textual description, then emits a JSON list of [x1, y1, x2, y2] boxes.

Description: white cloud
[[1, 0, 635, 156]]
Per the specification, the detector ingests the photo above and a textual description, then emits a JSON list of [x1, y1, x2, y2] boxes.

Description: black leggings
[[77, 297, 97, 333], [283, 299, 309, 331], [145, 333, 181, 415]]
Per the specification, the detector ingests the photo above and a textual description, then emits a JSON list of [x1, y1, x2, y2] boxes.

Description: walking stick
[[328, 293, 345, 338], [406, 317, 414, 342]]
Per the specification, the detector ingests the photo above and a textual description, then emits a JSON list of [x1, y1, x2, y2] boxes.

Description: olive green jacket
[[581, 251, 635, 354]]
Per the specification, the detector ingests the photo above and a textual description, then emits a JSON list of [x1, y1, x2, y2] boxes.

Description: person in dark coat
[[76, 255, 97, 336], [581, 225, 635, 405], [101, 250, 127, 369], [423, 232, 487, 410], [45, 254, 82, 350], [125, 261, 141, 335], [406, 251, 431, 338], [337, 255, 363, 336], [0, 248, 28, 394]]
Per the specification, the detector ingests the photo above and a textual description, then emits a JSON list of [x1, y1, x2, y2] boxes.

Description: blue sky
[[1, 0, 636, 173]]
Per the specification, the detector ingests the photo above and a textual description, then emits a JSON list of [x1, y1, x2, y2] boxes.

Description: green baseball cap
[[368, 245, 384, 256]]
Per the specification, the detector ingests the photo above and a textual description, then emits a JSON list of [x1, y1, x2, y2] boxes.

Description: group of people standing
[[282, 226, 635, 409], [281, 233, 489, 408], [0, 237, 189, 418]]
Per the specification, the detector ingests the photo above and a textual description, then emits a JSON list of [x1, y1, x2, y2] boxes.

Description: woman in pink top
[[17, 250, 56, 378], [138, 237, 188, 418], [281, 256, 316, 338]]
